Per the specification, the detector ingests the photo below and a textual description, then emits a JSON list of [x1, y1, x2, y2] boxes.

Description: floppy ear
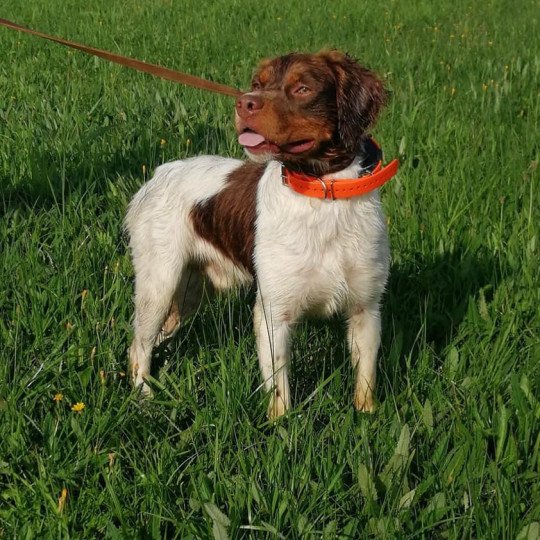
[[319, 51, 388, 152]]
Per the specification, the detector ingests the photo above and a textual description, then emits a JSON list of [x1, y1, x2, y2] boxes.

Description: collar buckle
[[317, 178, 335, 200]]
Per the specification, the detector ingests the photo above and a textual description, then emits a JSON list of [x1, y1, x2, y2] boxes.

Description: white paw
[[268, 392, 288, 420], [354, 392, 375, 412], [133, 370, 154, 398]]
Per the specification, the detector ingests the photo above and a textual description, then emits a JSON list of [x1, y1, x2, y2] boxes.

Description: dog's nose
[[236, 93, 263, 117]]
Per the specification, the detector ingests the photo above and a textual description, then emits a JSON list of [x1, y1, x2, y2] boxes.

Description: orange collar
[[281, 140, 399, 200]]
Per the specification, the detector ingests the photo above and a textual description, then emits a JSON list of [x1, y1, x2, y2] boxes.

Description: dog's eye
[[252, 81, 262, 90], [294, 85, 311, 95]]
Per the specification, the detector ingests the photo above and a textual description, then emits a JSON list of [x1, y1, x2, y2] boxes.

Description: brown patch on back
[[190, 161, 265, 275]]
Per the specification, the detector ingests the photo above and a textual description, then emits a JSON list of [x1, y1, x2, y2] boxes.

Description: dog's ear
[[319, 50, 388, 152]]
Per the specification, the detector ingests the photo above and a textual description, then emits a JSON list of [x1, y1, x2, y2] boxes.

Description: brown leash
[[0, 17, 241, 98]]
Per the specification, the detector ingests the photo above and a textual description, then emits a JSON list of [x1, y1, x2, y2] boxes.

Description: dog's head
[[235, 50, 387, 172]]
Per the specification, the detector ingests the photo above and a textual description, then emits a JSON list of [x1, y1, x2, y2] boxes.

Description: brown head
[[235, 50, 388, 174]]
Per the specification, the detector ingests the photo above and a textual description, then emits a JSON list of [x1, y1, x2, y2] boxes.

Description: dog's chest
[[254, 168, 388, 315]]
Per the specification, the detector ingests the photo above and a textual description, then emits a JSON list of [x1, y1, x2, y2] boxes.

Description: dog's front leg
[[347, 305, 381, 412], [253, 297, 292, 420]]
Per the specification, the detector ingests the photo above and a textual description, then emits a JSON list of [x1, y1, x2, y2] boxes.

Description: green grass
[[1, 0, 539, 537]]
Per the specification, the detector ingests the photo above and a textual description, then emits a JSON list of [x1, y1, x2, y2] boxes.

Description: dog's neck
[[280, 136, 377, 178], [282, 154, 356, 177]]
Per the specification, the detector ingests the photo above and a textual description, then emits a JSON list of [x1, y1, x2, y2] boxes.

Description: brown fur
[[235, 50, 387, 174], [190, 161, 265, 275], [320, 51, 388, 153]]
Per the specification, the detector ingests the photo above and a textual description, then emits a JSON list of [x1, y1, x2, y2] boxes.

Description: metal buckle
[[281, 164, 336, 200], [314, 178, 327, 198], [328, 179, 335, 200], [315, 178, 335, 200]]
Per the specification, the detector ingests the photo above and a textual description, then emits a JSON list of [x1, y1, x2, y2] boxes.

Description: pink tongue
[[238, 132, 266, 147]]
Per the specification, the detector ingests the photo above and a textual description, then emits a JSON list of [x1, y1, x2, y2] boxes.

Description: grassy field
[[1, 0, 539, 537]]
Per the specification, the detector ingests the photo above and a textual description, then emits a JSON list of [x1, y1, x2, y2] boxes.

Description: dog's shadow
[[291, 248, 497, 404], [1, 122, 235, 215], [152, 248, 496, 408]]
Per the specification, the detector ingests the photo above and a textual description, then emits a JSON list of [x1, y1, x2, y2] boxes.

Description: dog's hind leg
[[128, 255, 185, 395], [347, 304, 381, 412], [155, 265, 209, 346]]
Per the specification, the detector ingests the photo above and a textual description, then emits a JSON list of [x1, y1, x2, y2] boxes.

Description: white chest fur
[[254, 160, 390, 319]]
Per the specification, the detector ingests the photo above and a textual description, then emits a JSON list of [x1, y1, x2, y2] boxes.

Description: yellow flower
[[71, 402, 85, 412], [53, 393, 63, 402], [58, 488, 68, 513], [160, 138, 166, 146]]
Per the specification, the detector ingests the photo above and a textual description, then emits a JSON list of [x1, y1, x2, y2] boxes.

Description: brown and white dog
[[125, 51, 392, 419]]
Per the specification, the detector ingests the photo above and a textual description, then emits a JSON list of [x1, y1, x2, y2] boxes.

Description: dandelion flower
[[58, 488, 68, 513], [53, 393, 63, 402], [71, 402, 85, 412]]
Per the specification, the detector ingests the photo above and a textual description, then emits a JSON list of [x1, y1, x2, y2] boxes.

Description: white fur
[[125, 155, 389, 418]]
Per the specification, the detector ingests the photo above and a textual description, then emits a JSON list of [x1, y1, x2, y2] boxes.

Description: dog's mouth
[[238, 129, 315, 155]]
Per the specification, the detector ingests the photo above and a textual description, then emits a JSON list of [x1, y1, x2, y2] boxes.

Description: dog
[[125, 50, 396, 419]]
